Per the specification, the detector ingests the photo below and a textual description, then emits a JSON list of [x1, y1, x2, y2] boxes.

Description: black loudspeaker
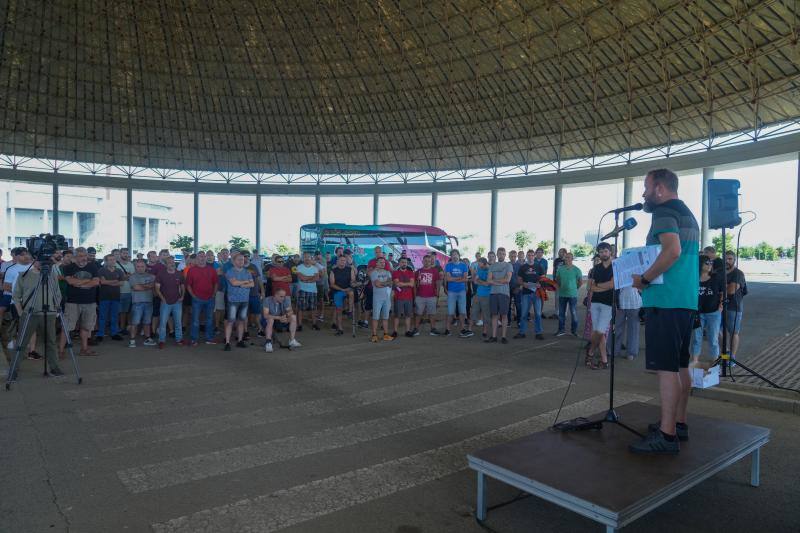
[[708, 179, 741, 229]]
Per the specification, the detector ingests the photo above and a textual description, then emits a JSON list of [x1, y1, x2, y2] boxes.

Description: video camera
[[25, 233, 68, 262]]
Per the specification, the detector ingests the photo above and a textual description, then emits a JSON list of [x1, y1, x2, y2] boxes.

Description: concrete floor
[[2, 283, 799, 533]]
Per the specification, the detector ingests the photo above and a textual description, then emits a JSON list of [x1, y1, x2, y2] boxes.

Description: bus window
[[428, 233, 448, 252]]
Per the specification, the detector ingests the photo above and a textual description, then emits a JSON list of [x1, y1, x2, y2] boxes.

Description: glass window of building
[[261, 195, 315, 255], [132, 190, 194, 254], [437, 192, 491, 257], [377, 194, 432, 226], [0, 180, 55, 248], [319, 195, 373, 226], [57, 185, 127, 252], [496, 188, 555, 254], [198, 194, 256, 252]]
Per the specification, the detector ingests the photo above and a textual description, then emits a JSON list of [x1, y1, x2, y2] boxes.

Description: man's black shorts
[[644, 307, 694, 372]]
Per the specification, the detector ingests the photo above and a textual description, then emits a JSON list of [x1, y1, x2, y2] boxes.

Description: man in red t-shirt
[[414, 254, 441, 336], [392, 257, 416, 337], [268, 255, 292, 297], [185, 250, 219, 345]]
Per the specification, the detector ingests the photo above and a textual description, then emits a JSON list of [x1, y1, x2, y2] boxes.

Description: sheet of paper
[[612, 245, 664, 289]]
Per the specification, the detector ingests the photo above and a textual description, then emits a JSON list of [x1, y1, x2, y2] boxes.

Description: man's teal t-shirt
[[642, 199, 699, 310], [555, 265, 582, 298]]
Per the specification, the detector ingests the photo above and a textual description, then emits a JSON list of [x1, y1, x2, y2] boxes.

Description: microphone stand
[[574, 209, 644, 437]]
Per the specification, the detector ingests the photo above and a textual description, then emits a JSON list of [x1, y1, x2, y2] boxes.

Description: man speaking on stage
[[630, 168, 699, 455]]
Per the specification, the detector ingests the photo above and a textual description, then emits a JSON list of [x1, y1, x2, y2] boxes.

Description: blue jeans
[[519, 293, 543, 334], [691, 310, 721, 357], [558, 297, 578, 334], [159, 301, 183, 343], [97, 299, 120, 337], [191, 297, 216, 342]]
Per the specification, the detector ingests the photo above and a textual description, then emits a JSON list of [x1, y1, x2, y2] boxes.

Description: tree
[[570, 243, 594, 258], [536, 240, 553, 255], [788, 246, 796, 259], [711, 233, 734, 255], [274, 243, 296, 256], [93, 243, 105, 253], [512, 230, 534, 250], [754, 241, 776, 261], [169, 234, 194, 251], [738, 246, 755, 260], [476, 245, 486, 257], [228, 235, 253, 251]]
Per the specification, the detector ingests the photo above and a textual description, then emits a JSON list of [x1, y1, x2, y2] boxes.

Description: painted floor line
[[78, 348, 424, 421], [118, 376, 567, 493], [151, 391, 651, 532], [68, 347, 418, 401], [96, 356, 452, 449]]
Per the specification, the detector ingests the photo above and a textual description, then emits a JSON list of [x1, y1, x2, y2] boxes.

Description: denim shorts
[[119, 293, 132, 313], [446, 291, 466, 316], [725, 309, 744, 334], [131, 302, 153, 325], [372, 296, 391, 320], [227, 301, 249, 322]]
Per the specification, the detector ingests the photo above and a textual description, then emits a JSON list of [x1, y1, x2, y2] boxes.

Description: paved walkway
[[1, 281, 799, 532]]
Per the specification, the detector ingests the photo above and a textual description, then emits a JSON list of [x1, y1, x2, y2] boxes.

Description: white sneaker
[[475, 320, 484, 327], [143, 338, 156, 346], [128, 339, 136, 348], [264, 342, 274, 353], [288, 339, 302, 348]]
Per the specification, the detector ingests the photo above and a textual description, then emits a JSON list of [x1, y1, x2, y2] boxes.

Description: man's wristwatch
[[640, 275, 651, 286]]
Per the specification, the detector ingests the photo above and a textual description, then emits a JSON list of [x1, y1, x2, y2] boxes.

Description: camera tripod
[[5, 263, 82, 390]]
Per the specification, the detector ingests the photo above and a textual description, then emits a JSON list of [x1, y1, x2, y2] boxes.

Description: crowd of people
[[0, 230, 747, 377]]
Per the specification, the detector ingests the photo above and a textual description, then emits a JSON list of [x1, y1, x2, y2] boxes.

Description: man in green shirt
[[555, 252, 582, 336]]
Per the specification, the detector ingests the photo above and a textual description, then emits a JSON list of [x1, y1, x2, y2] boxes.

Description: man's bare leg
[[658, 370, 681, 436]]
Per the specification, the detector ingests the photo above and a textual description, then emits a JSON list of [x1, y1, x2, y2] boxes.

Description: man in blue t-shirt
[[471, 258, 492, 338], [444, 250, 472, 338], [630, 168, 699, 456]]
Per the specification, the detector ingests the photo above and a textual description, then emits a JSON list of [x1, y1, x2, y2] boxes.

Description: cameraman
[[8, 257, 65, 379]]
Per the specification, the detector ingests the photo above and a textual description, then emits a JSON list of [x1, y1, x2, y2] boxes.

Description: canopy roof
[[0, 0, 797, 180]]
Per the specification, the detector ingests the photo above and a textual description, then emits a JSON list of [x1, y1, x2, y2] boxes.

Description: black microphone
[[601, 218, 638, 240], [608, 203, 643, 214]]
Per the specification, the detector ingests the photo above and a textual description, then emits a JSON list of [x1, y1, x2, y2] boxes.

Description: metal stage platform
[[467, 402, 770, 532]]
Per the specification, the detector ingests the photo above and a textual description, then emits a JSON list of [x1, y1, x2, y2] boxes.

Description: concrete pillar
[[794, 153, 800, 282], [126, 186, 132, 251], [553, 184, 563, 260], [373, 193, 379, 225], [255, 193, 262, 254], [490, 189, 498, 251], [71, 211, 78, 246], [701, 167, 713, 249], [431, 192, 438, 226], [314, 193, 321, 224], [193, 191, 199, 253], [622, 178, 633, 250], [52, 183, 59, 234]]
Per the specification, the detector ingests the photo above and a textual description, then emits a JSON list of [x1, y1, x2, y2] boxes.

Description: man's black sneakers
[[647, 421, 689, 441], [48, 368, 65, 377], [391, 331, 398, 339], [443, 329, 452, 337], [111, 334, 123, 341], [535, 334, 545, 340], [224, 343, 232, 352], [501, 337, 509, 344], [312, 323, 320, 331], [404, 331, 414, 338], [236, 340, 247, 348], [335, 328, 344, 336], [429, 328, 441, 336], [513, 333, 525, 339], [484, 337, 497, 343], [629, 429, 680, 455]]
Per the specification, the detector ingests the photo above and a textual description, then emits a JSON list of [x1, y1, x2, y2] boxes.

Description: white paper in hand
[[612, 245, 664, 289]]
